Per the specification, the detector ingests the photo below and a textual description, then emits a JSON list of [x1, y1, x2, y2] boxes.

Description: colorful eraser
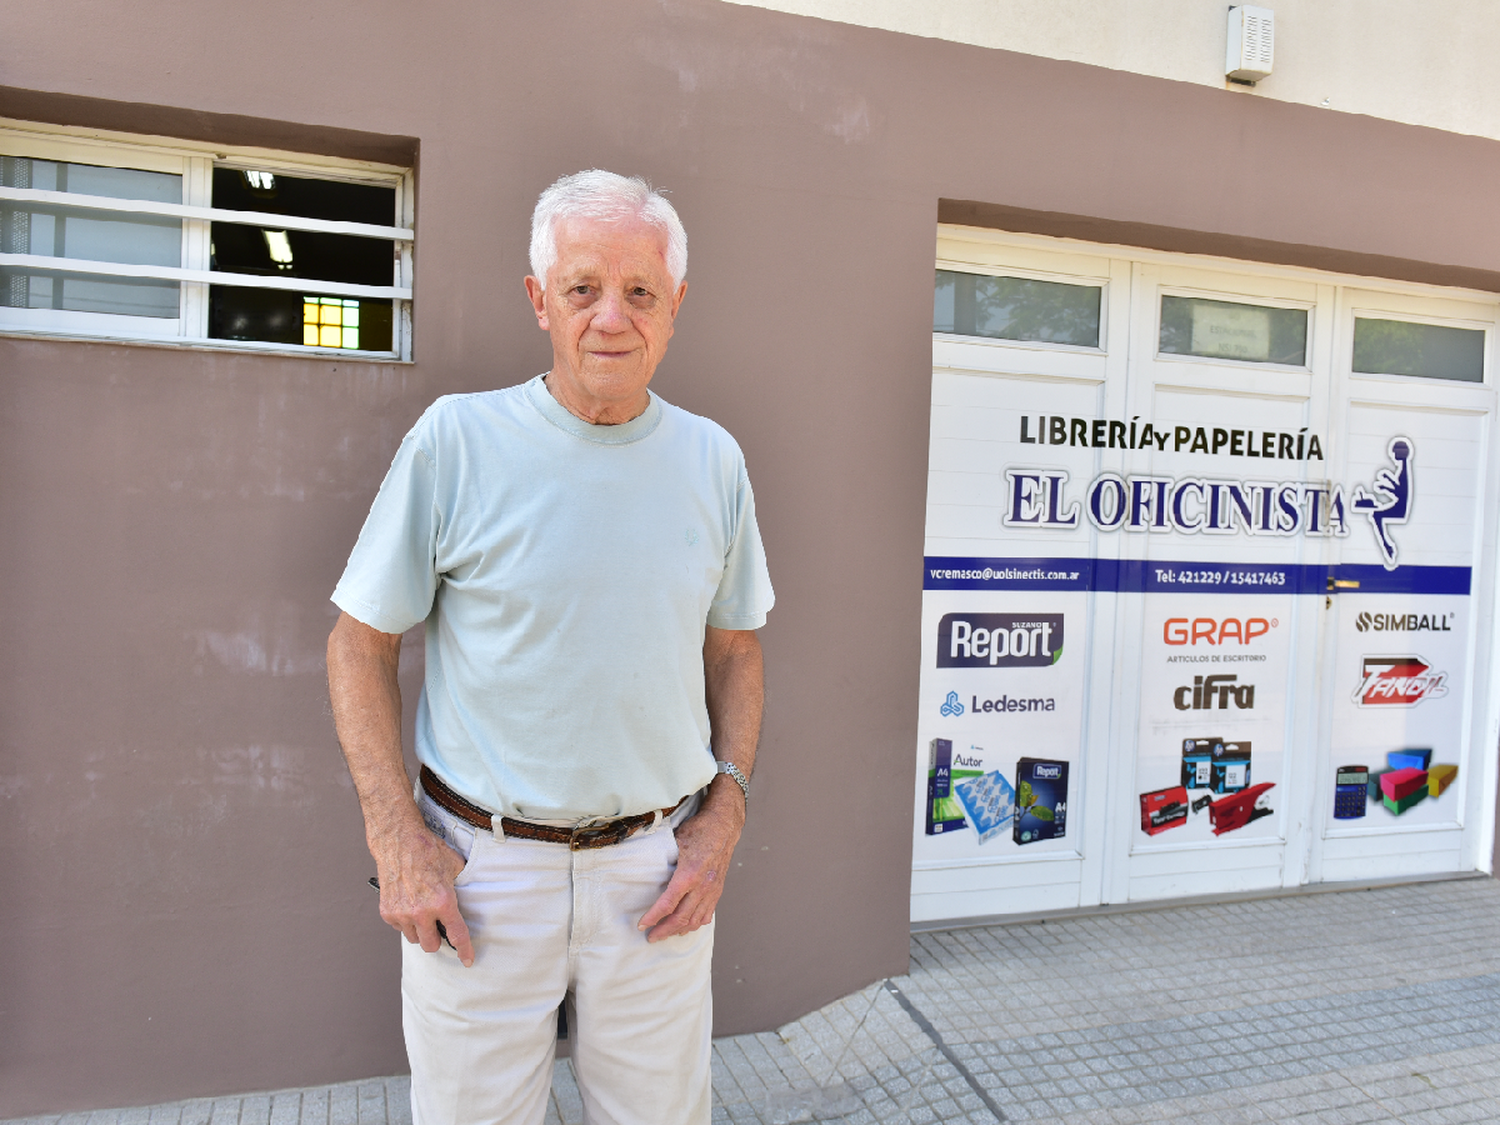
[[1427, 764, 1458, 797], [1383, 788, 1426, 815], [1380, 767, 1428, 802], [1388, 748, 1433, 772]]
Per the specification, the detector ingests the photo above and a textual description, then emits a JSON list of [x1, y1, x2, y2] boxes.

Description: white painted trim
[[0, 186, 414, 241], [0, 252, 412, 300], [938, 224, 1500, 308]]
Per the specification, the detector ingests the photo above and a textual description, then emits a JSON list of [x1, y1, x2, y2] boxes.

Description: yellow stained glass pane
[[343, 304, 360, 328], [319, 303, 342, 326], [342, 327, 360, 349], [320, 325, 342, 347], [303, 302, 319, 324], [303, 324, 320, 346]]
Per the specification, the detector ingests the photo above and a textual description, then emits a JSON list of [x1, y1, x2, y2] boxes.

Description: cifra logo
[[1164, 617, 1278, 646]]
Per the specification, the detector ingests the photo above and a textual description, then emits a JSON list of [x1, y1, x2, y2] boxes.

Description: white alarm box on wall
[[1227, 5, 1275, 83]]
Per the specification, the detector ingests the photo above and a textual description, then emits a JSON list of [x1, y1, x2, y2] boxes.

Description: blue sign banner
[[923, 556, 1470, 596]]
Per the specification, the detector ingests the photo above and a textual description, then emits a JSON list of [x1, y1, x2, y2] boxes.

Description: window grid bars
[[1, 139, 413, 358]]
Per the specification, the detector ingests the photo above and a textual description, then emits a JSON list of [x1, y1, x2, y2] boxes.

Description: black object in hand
[[367, 876, 455, 950]]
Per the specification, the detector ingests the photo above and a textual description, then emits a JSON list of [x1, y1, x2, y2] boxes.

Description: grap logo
[[1352, 655, 1448, 708], [1164, 617, 1276, 646], [939, 691, 965, 718], [938, 613, 1064, 668]]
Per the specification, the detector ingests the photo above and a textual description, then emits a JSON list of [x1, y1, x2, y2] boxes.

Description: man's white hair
[[529, 169, 687, 290]]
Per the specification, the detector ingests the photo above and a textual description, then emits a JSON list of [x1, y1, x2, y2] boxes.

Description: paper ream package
[[1014, 758, 1068, 845], [954, 770, 1016, 845], [925, 738, 967, 836], [1427, 763, 1458, 797]]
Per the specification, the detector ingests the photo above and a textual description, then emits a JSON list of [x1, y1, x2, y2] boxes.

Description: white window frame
[[0, 118, 414, 359]]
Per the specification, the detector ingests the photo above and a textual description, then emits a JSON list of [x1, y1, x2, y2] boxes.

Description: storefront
[[913, 226, 1500, 924]]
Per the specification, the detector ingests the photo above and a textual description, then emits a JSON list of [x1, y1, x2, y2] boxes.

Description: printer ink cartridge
[[1180, 738, 1217, 789], [1210, 741, 1251, 794], [1141, 785, 1188, 835]]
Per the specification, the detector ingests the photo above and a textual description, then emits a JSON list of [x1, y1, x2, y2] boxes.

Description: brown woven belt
[[419, 765, 684, 851]]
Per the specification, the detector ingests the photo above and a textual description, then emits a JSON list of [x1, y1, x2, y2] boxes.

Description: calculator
[[1334, 766, 1368, 819]]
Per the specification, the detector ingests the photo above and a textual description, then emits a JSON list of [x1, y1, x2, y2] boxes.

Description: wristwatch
[[716, 760, 750, 803]]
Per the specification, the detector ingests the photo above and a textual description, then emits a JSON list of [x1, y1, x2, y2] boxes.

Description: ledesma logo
[[1352, 655, 1448, 707], [1163, 617, 1276, 645], [938, 688, 1056, 716]]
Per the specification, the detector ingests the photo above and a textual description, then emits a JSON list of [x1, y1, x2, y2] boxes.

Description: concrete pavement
[[8, 877, 1499, 1125]]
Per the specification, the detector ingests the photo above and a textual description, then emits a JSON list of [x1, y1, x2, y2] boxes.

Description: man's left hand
[[639, 625, 762, 942], [637, 776, 745, 941]]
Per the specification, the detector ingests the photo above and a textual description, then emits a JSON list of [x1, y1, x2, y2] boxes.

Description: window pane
[[1159, 296, 1306, 365], [211, 287, 392, 351], [209, 168, 396, 348], [1, 155, 181, 317], [934, 270, 1100, 347], [1352, 318, 1485, 382]]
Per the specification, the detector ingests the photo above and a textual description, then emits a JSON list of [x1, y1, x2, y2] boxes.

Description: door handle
[[1326, 576, 1361, 591]]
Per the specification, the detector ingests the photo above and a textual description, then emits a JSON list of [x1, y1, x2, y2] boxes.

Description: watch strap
[[716, 760, 750, 803]]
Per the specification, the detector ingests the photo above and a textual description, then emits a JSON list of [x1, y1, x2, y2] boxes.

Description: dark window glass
[[1159, 296, 1307, 365], [934, 270, 1101, 347], [1352, 318, 1485, 382], [209, 168, 396, 351]]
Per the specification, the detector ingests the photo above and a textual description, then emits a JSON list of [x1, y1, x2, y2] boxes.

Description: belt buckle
[[569, 819, 632, 851]]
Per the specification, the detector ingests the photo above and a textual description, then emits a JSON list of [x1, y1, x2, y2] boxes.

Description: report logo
[[938, 613, 1064, 667], [1352, 655, 1448, 707]]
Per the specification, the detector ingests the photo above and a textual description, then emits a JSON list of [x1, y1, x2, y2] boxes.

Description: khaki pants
[[403, 789, 713, 1125]]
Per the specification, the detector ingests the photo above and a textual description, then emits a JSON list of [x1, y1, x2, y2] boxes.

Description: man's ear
[[524, 276, 549, 330]]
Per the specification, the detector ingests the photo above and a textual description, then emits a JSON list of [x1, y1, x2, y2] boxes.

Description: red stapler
[[1209, 782, 1275, 835]]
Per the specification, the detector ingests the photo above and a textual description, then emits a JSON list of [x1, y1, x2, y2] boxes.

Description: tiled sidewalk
[[9, 878, 1500, 1125]]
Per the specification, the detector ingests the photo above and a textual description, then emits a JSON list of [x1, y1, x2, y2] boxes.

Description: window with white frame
[[0, 120, 413, 358]]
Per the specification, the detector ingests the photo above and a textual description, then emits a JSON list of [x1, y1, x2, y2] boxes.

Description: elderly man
[[326, 170, 773, 1125]]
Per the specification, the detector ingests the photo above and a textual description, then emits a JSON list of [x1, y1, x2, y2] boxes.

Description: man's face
[[525, 215, 686, 424]]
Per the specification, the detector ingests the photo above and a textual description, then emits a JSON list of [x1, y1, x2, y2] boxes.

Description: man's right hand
[[328, 611, 476, 968], [372, 815, 476, 966]]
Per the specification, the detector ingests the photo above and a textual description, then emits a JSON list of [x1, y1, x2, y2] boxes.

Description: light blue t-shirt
[[332, 375, 774, 820]]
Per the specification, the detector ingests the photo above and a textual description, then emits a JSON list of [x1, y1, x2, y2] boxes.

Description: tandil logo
[[1352, 655, 1447, 707], [940, 691, 965, 717]]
